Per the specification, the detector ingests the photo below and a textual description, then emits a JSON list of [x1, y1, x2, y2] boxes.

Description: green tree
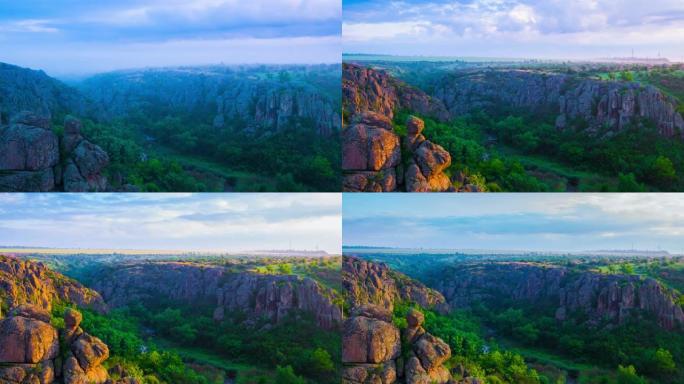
[[616, 365, 647, 384], [275, 365, 306, 384], [652, 348, 676, 376]]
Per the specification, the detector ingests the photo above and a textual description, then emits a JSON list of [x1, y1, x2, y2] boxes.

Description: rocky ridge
[[79, 65, 341, 136], [342, 65, 482, 192], [433, 69, 684, 138], [0, 112, 109, 192], [0, 63, 90, 124], [0, 255, 107, 316], [435, 262, 684, 330], [343, 257, 473, 384], [343, 63, 450, 123], [343, 256, 448, 313], [93, 262, 343, 330]]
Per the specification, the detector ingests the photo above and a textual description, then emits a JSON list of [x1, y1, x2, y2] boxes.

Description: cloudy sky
[[344, 0, 684, 61], [0, 194, 341, 253], [0, 0, 340, 76], [344, 194, 684, 253]]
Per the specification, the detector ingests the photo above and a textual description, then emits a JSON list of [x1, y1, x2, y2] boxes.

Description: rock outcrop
[[0, 305, 114, 384], [0, 255, 107, 316], [0, 112, 109, 192], [342, 257, 458, 384], [436, 262, 684, 330], [343, 256, 448, 316], [433, 69, 684, 139], [343, 63, 450, 123], [342, 65, 482, 192], [93, 261, 343, 330], [342, 113, 457, 192]]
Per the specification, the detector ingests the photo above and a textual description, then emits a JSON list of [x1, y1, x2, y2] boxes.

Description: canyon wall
[[433, 69, 684, 138], [93, 262, 343, 330], [80, 65, 341, 136], [435, 262, 684, 330]]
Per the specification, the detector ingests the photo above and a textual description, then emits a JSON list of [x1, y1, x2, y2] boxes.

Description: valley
[[0, 63, 341, 192], [343, 249, 684, 383], [342, 57, 684, 192], [0, 251, 343, 384]]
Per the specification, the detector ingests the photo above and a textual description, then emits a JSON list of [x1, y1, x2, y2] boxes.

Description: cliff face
[[342, 65, 480, 193], [342, 257, 459, 384], [0, 63, 91, 123], [343, 63, 450, 123], [79, 65, 342, 136], [0, 112, 109, 192], [435, 262, 684, 331], [93, 262, 343, 330], [0, 257, 124, 384], [343, 256, 448, 313], [433, 70, 684, 138], [0, 255, 107, 315]]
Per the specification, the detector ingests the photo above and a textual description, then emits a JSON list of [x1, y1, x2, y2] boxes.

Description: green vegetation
[[394, 104, 684, 191], [392, 302, 544, 383], [51, 303, 216, 384], [127, 301, 339, 384]]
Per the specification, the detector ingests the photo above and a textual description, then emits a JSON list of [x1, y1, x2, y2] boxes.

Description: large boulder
[[71, 333, 109, 372], [343, 315, 401, 364], [414, 333, 451, 372], [414, 141, 451, 179], [0, 305, 59, 364], [343, 112, 400, 172]]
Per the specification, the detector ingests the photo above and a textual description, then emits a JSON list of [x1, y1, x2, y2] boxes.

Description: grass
[[498, 337, 615, 383], [498, 145, 618, 191], [153, 337, 273, 378], [152, 145, 277, 191]]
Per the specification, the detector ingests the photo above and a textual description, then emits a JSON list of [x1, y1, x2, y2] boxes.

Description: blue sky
[[343, 194, 684, 253], [0, 193, 341, 253], [344, 0, 684, 61], [0, 0, 341, 76]]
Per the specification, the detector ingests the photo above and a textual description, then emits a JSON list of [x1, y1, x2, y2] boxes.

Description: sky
[[0, 193, 341, 253], [343, 194, 684, 253], [343, 0, 684, 61], [0, 0, 341, 76]]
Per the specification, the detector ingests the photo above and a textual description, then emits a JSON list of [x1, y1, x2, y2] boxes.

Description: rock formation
[[342, 304, 454, 384], [435, 262, 684, 330], [0, 304, 119, 384], [433, 69, 684, 139], [0, 112, 109, 192], [342, 113, 460, 192], [343, 63, 450, 123], [342, 65, 484, 192], [79, 65, 341, 136], [0, 255, 107, 316], [93, 261, 343, 330], [342, 257, 463, 384], [343, 256, 448, 313]]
